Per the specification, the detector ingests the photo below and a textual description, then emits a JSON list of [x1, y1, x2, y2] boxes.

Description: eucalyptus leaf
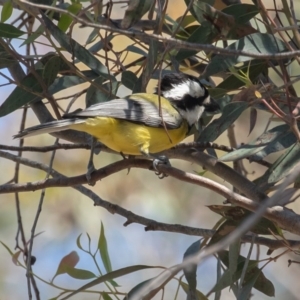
[[41, 13, 111, 78], [0, 23, 25, 38], [198, 102, 248, 143], [1, 1, 13, 22], [257, 143, 300, 190], [98, 222, 112, 273], [183, 240, 201, 291], [121, 0, 153, 29], [203, 33, 288, 77], [0, 70, 44, 117], [61, 265, 160, 300], [121, 71, 138, 91]]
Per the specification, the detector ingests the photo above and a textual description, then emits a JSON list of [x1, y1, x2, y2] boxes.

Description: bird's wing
[[64, 96, 183, 129]]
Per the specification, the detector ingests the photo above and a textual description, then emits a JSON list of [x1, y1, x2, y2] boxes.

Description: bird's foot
[[152, 155, 170, 179], [86, 161, 96, 186]]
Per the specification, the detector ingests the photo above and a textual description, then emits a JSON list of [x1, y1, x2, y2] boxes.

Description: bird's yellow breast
[[70, 117, 188, 155]]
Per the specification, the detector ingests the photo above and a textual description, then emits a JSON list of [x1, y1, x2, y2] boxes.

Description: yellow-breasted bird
[[14, 73, 220, 177]]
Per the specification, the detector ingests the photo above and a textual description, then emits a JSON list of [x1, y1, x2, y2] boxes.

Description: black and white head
[[156, 73, 220, 126]]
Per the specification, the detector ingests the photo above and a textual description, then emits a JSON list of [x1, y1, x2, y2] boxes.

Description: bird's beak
[[204, 96, 221, 114]]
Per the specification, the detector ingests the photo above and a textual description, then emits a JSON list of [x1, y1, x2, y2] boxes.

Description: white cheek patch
[[162, 79, 205, 100], [178, 106, 205, 126]]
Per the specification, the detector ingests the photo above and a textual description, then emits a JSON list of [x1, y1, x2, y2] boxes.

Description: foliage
[[1, 0, 300, 299]]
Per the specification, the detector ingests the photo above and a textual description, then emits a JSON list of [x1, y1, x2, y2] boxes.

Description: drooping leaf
[[220, 124, 294, 162], [1, 1, 13, 22], [183, 240, 201, 292], [126, 45, 148, 57], [0, 23, 25, 38], [87, 33, 114, 54], [41, 13, 111, 78], [20, 25, 45, 46], [101, 292, 113, 300], [180, 281, 208, 300], [120, 0, 153, 29], [248, 107, 257, 136], [250, 127, 296, 161], [57, 3, 82, 32], [52, 251, 79, 281], [257, 143, 300, 190], [229, 239, 240, 280], [48, 70, 99, 95], [64, 265, 96, 280], [0, 70, 44, 117], [43, 55, 64, 86], [217, 60, 268, 91], [197, 102, 248, 143], [86, 78, 119, 107], [121, 71, 138, 91], [124, 278, 154, 300], [203, 33, 288, 77], [222, 4, 259, 24], [212, 250, 275, 297], [98, 222, 112, 273], [184, 0, 215, 24], [176, 22, 217, 61], [0, 43, 15, 69], [133, 39, 157, 93], [61, 265, 161, 300]]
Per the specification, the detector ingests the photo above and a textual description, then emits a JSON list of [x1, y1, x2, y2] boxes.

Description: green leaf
[[250, 126, 296, 161], [213, 250, 275, 296], [58, 3, 82, 32], [133, 39, 157, 93], [121, 0, 153, 29], [0, 43, 14, 69], [176, 22, 217, 61], [0, 70, 44, 117], [229, 239, 240, 280], [203, 33, 288, 77], [183, 240, 201, 291], [197, 102, 248, 143], [184, 0, 215, 24], [237, 266, 266, 300], [217, 60, 268, 91], [98, 222, 112, 273], [1, 1, 13, 22], [52, 251, 79, 281], [61, 265, 160, 300], [222, 4, 259, 24], [101, 292, 113, 300], [121, 71, 138, 91], [180, 281, 208, 300], [86, 77, 119, 107], [64, 265, 96, 280], [41, 13, 110, 78], [0, 23, 25, 38], [43, 55, 63, 86], [126, 45, 148, 57], [125, 278, 154, 300], [220, 124, 294, 162], [21, 25, 45, 46], [257, 143, 300, 189], [49, 70, 99, 95]]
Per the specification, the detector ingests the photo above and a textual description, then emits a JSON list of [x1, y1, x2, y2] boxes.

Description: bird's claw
[[86, 161, 96, 186], [152, 156, 170, 179]]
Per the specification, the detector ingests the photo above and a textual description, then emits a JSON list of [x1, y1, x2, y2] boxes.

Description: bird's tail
[[14, 118, 85, 139]]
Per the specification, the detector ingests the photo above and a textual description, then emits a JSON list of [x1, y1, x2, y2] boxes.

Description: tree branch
[[16, 1, 300, 60]]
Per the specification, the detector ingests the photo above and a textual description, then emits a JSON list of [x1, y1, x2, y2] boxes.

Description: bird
[[14, 72, 220, 180]]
